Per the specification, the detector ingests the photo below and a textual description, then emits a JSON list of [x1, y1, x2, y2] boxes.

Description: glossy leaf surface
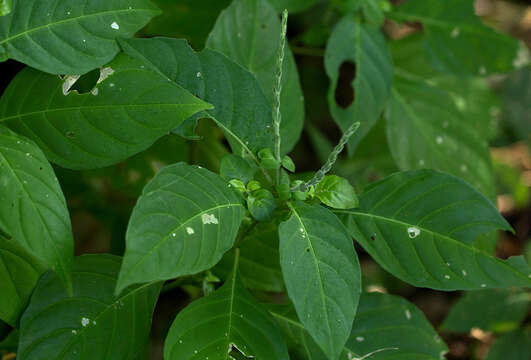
[[0, 125, 73, 291], [0, 55, 211, 169], [315, 175, 358, 210], [18, 254, 161, 360], [0, 0, 160, 74], [324, 15, 393, 155], [116, 163, 245, 294], [338, 170, 531, 290], [279, 202, 361, 360]]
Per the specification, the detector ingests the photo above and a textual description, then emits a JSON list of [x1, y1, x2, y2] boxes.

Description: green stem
[[274, 9, 288, 185]]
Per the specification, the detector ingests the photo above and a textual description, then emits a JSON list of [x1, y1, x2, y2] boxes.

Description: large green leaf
[[18, 254, 161, 360], [0, 125, 73, 292], [116, 162, 245, 294], [486, 327, 531, 360], [215, 219, 284, 292], [164, 251, 289, 360], [279, 202, 361, 360], [0, 0, 159, 74], [390, 0, 518, 76], [0, 234, 46, 327], [337, 170, 531, 290], [324, 15, 393, 155], [386, 76, 496, 199], [0, 54, 211, 170], [271, 292, 448, 360], [207, 0, 304, 155], [119, 37, 275, 165], [441, 289, 529, 334]]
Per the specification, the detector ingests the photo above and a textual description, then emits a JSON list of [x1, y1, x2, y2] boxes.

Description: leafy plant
[[1, 0, 530, 359]]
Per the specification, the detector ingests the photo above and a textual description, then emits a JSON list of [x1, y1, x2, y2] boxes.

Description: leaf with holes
[[270, 292, 448, 360], [0, 0, 160, 74], [207, 0, 304, 154], [0, 125, 73, 292], [17, 254, 161, 360], [119, 36, 275, 165], [337, 169, 531, 290], [441, 289, 529, 334], [324, 15, 393, 156], [0, 54, 211, 170], [279, 202, 361, 360], [390, 0, 518, 76], [163, 252, 289, 360], [116, 162, 245, 295], [215, 219, 284, 292], [0, 234, 46, 327]]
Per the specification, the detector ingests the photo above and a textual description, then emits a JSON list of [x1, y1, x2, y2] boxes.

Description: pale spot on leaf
[[407, 227, 420, 238], [202, 214, 219, 224]]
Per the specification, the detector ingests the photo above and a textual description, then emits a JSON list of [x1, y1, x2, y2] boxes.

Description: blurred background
[[0, 0, 530, 359]]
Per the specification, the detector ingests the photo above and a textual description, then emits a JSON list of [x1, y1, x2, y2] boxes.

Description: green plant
[[0, 0, 530, 359]]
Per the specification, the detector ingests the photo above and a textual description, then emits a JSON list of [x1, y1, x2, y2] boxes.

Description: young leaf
[[0, 0, 11, 16], [337, 169, 531, 290], [0, 234, 46, 327], [18, 254, 161, 360], [207, 0, 304, 154], [0, 0, 160, 74], [247, 189, 277, 221], [324, 15, 393, 155], [0, 125, 73, 292], [220, 154, 256, 184], [315, 175, 358, 210], [485, 327, 531, 360], [214, 220, 284, 292], [279, 202, 361, 360], [0, 54, 211, 170], [163, 252, 289, 360], [270, 292, 448, 360], [118, 37, 275, 162], [116, 163, 245, 295], [390, 0, 518, 76], [441, 289, 529, 334]]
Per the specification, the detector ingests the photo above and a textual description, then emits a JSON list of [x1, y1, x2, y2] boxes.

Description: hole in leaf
[[229, 344, 255, 359], [370, 234, 376, 241], [334, 60, 356, 109], [306, 248, 310, 252], [66, 131, 76, 138], [69, 68, 100, 94]]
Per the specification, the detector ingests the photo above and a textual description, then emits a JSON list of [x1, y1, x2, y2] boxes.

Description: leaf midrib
[[0, 8, 157, 46]]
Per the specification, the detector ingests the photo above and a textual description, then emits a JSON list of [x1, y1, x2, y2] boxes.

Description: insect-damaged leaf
[[164, 252, 289, 360], [0, 125, 73, 293], [0, 54, 211, 170], [116, 163, 245, 295], [0, 0, 160, 74], [18, 255, 161, 360], [279, 202, 361, 360], [337, 170, 531, 290]]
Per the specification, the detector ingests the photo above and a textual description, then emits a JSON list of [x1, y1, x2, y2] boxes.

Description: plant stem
[[298, 122, 360, 191], [274, 9, 288, 185]]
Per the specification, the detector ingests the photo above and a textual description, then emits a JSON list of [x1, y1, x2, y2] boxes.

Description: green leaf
[[206, 0, 304, 155], [324, 15, 393, 155], [116, 162, 245, 295], [163, 251, 289, 360], [386, 76, 496, 199], [499, 66, 531, 146], [315, 175, 358, 210], [247, 189, 277, 221], [0, 54, 211, 170], [281, 156, 295, 172], [0, 0, 11, 16], [279, 202, 361, 360], [441, 289, 529, 334], [337, 169, 531, 290], [118, 37, 275, 163], [18, 254, 161, 360], [338, 0, 387, 25], [486, 327, 531, 360], [390, 0, 518, 76], [214, 219, 284, 292], [271, 292, 448, 360], [0, 234, 46, 327], [0, 0, 160, 74], [0, 125, 73, 292], [258, 148, 280, 170], [220, 154, 256, 184], [268, 0, 320, 13]]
